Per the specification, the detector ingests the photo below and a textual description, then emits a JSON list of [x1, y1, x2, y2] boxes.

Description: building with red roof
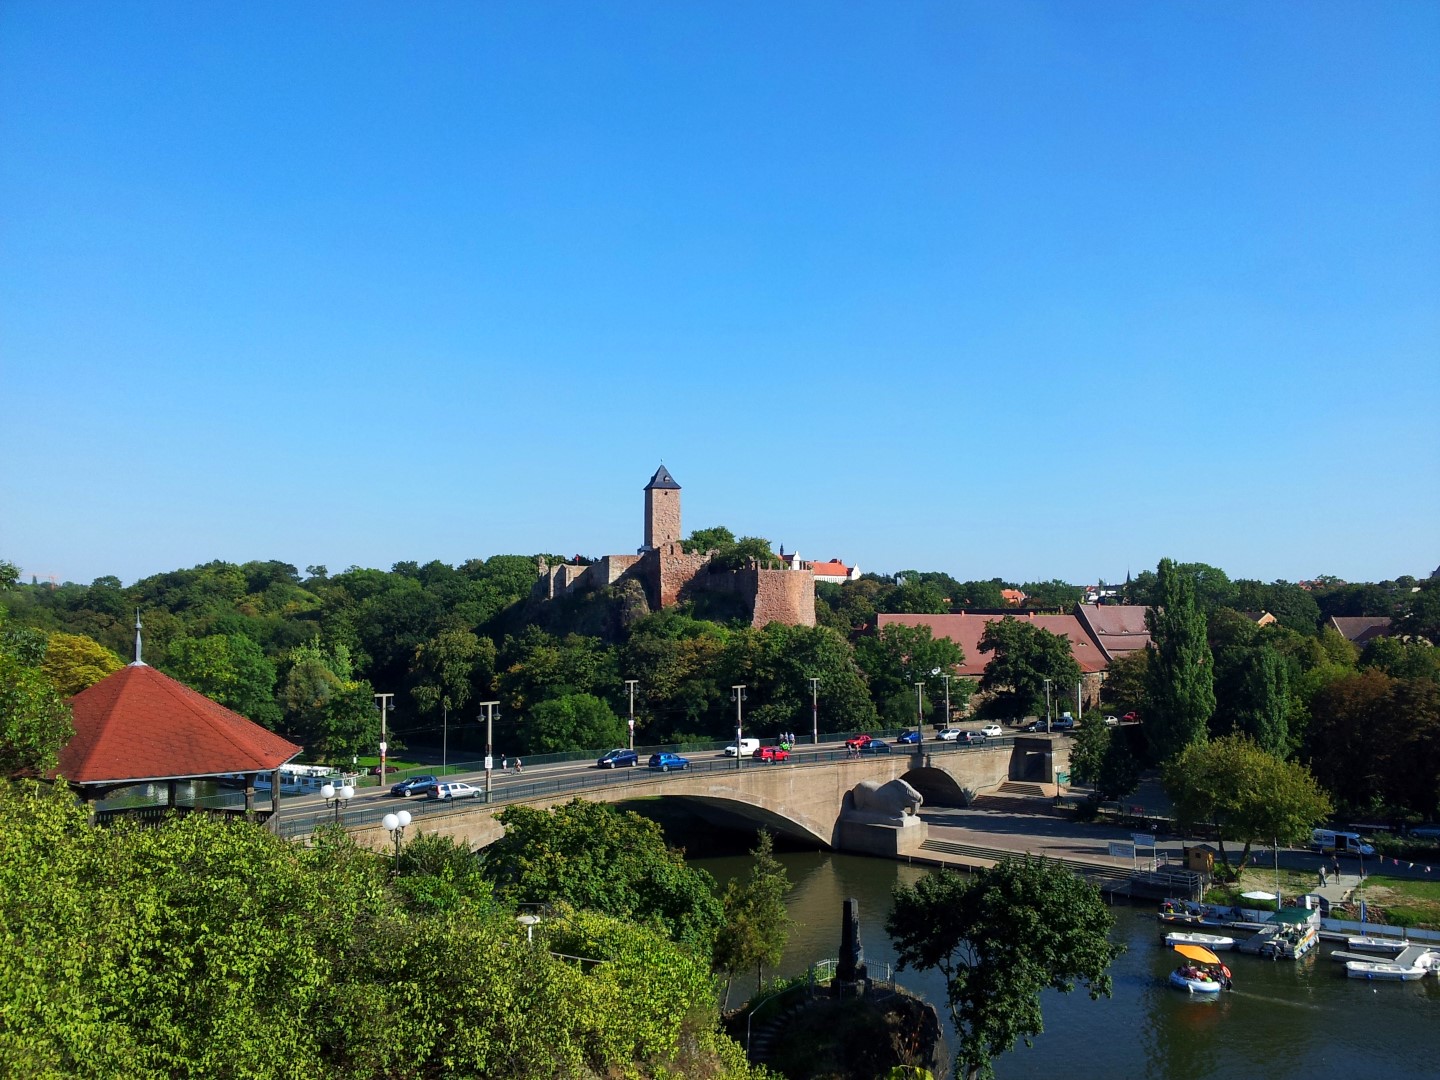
[[1073, 604, 1152, 662], [57, 619, 301, 824], [876, 611, 1110, 677]]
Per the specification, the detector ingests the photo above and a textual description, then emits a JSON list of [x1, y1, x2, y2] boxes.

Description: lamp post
[[516, 913, 541, 943], [442, 701, 449, 775], [941, 673, 952, 729], [625, 679, 638, 752], [479, 700, 499, 801], [374, 692, 394, 784], [1043, 677, 1053, 729], [1075, 679, 1083, 723], [915, 681, 925, 728], [808, 676, 820, 745], [320, 780, 354, 823], [731, 685, 747, 771], [381, 809, 411, 874]]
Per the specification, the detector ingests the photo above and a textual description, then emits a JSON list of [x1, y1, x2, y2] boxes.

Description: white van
[[1311, 829, 1375, 857], [724, 738, 760, 757]]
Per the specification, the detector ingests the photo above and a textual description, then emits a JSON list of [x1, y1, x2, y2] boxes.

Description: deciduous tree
[[887, 859, 1121, 1080], [976, 617, 1081, 720], [713, 829, 792, 1006]]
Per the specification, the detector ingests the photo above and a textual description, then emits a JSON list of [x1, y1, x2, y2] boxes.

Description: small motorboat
[[1346, 935, 1408, 955], [1168, 942, 1233, 994], [1345, 959, 1428, 981], [1165, 931, 1236, 952]]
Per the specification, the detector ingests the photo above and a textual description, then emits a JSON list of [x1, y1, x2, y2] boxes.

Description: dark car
[[390, 774, 439, 798], [597, 748, 639, 769], [845, 734, 874, 750], [1023, 719, 1049, 733], [896, 730, 922, 744], [648, 752, 690, 772], [859, 739, 892, 755], [957, 731, 986, 744], [1050, 716, 1076, 733], [754, 745, 790, 763]]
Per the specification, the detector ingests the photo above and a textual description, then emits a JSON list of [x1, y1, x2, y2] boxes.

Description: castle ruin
[[535, 465, 816, 628]]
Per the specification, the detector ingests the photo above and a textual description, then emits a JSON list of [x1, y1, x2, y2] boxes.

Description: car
[[724, 738, 760, 757], [977, 724, 1004, 738], [1050, 716, 1075, 733], [859, 739, 891, 754], [896, 729, 923, 744], [1408, 825, 1440, 841], [1103, 715, 1119, 727], [428, 781, 481, 800], [390, 774, 439, 798], [368, 763, 401, 775], [844, 734, 874, 750], [648, 752, 690, 772], [1023, 719, 1049, 733], [1122, 711, 1141, 723], [936, 728, 963, 741], [754, 745, 790, 763], [596, 748, 639, 769], [957, 731, 987, 744]]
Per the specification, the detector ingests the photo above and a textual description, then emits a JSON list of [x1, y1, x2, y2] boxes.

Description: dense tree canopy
[[887, 860, 1121, 1080], [1144, 558, 1216, 762], [976, 617, 1082, 720]]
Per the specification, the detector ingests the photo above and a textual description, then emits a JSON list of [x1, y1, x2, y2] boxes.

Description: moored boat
[[1238, 906, 1320, 960], [1347, 935, 1408, 955], [1345, 959, 1428, 981], [1165, 931, 1236, 952]]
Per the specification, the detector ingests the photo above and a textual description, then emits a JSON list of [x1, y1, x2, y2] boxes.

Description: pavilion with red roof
[[56, 616, 301, 825]]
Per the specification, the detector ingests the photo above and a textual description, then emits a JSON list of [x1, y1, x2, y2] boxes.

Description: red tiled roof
[[1329, 616, 1392, 646], [58, 664, 302, 786], [1073, 604, 1152, 660], [810, 561, 850, 577], [876, 612, 1109, 675], [1001, 589, 1026, 604]]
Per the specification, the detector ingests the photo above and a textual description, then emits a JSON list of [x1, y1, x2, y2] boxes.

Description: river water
[[692, 850, 1440, 1080]]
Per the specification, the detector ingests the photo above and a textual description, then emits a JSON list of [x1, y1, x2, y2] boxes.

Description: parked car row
[[388, 775, 482, 801]]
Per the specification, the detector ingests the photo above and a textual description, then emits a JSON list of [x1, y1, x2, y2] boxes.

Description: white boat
[[1347, 935, 1408, 955], [1345, 960, 1428, 981], [219, 764, 358, 795], [1165, 931, 1236, 952], [1238, 907, 1320, 960]]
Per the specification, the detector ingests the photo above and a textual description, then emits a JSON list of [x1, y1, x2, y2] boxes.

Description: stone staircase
[[967, 780, 1066, 817]]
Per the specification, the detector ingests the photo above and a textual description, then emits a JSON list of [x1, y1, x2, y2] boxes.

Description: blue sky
[[2, 2, 1437, 588]]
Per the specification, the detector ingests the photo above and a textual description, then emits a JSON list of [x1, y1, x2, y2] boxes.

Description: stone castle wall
[[654, 544, 711, 609], [644, 486, 682, 549], [699, 566, 817, 628]]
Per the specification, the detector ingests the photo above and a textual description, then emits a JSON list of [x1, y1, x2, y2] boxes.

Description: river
[[692, 850, 1440, 1080]]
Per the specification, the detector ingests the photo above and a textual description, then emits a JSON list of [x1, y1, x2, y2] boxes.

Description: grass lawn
[[1361, 876, 1440, 929], [1205, 867, 1317, 910]]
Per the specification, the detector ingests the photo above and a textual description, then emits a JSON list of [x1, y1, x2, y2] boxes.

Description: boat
[[1168, 942, 1233, 994], [219, 764, 358, 795], [1165, 931, 1236, 952], [1238, 906, 1320, 960], [1347, 935, 1408, 955], [1345, 959, 1428, 981]]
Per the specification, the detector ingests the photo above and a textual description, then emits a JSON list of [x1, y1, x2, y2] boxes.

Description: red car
[[1122, 712, 1142, 723], [844, 734, 873, 750], [754, 745, 791, 763]]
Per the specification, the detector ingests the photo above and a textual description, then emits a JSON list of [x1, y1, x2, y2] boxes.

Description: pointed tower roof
[[645, 464, 680, 490], [57, 665, 302, 787]]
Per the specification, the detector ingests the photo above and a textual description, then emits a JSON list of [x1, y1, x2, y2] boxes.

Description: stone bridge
[[345, 736, 1070, 855]]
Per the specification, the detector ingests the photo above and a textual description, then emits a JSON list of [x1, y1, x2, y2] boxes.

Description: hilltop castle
[[535, 465, 816, 628]]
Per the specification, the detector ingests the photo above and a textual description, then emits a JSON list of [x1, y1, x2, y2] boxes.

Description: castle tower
[[643, 464, 681, 551]]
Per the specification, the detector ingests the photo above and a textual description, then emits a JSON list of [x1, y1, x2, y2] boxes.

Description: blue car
[[860, 739, 892, 755], [896, 730, 922, 745], [648, 752, 690, 772], [597, 748, 639, 768]]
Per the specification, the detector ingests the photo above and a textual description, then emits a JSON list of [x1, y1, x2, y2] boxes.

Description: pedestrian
[[514, 758, 523, 775], [1319, 865, 1328, 888], [501, 756, 507, 771], [1332, 855, 1341, 880]]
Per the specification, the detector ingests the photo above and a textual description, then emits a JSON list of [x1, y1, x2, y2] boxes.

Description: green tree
[[1068, 717, 1109, 792], [409, 626, 495, 720], [1095, 728, 1142, 802], [1018, 580, 1084, 611], [39, 631, 124, 697], [524, 693, 626, 753], [1216, 642, 1290, 755], [854, 624, 965, 723], [683, 525, 737, 554], [166, 633, 282, 728], [1144, 558, 1216, 761], [1163, 734, 1332, 874], [976, 617, 1082, 720], [887, 860, 1122, 1080], [481, 798, 724, 952], [0, 636, 73, 777], [713, 829, 792, 1006], [1100, 649, 1148, 716]]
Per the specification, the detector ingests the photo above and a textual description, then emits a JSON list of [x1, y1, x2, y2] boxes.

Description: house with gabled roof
[[55, 616, 302, 826], [1073, 603, 1151, 662], [1328, 616, 1392, 647]]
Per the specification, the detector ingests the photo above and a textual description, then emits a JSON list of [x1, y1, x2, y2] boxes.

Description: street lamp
[[941, 673, 952, 729], [516, 913, 541, 943], [479, 700, 499, 801], [625, 679, 638, 752], [381, 809, 412, 874], [808, 676, 820, 745], [915, 681, 925, 728], [374, 692, 394, 784], [1043, 677, 1053, 729], [731, 685, 747, 771], [320, 780, 355, 823]]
